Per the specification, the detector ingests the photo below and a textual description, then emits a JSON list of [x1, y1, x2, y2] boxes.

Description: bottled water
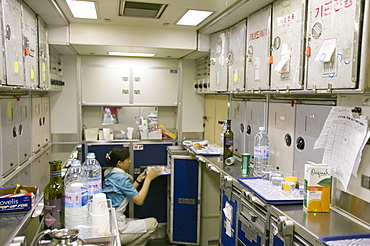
[[254, 127, 269, 176], [64, 160, 88, 229], [82, 152, 102, 200]]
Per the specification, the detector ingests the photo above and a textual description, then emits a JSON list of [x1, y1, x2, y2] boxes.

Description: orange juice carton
[[304, 164, 331, 212]]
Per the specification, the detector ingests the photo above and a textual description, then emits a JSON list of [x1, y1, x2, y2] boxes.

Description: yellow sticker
[[7, 101, 13, 121], [233, 72, 238, 82], [42, 62, 46, 81], [31, 69, 35, 80], [14, 60, 19, 74]]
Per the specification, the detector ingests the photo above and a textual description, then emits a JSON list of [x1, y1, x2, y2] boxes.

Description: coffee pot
[[31, 229, 87, 246]]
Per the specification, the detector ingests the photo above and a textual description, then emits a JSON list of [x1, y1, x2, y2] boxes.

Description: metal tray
[[319, 234, 370, 246]]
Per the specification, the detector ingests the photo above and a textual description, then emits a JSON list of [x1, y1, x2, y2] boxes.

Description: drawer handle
[[249, 211, 258, 222]]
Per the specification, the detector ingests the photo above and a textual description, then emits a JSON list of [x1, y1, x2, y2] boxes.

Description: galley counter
[[195, 153, 370, 246], [0, 143, 79, 246]]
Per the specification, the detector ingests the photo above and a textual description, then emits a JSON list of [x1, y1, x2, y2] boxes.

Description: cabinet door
[[228, 20, 246, 92], [246, 5, 272, 91], [31, 97, 42, 153], [268, 102, 296, 171], [230, 100, 247, 157], [293, 104, 332, 175], [270, 0, 306, 91], [132, 67, 179, 106], [220, 189, 238, 246], [170, 155, 200, 244], [22, 4, 38, 88], [3, 0, 24, 86], [81, 65, 130, 105], [210, 30, 229, 92], [41, 97, 50, 146], [38, 16, 50, 89], [133, 143, 172, 223], [306, 0, 363, 90], [245, 101, 266, 158], [1, 99, 19, 175], [18, 97, 31, 163]]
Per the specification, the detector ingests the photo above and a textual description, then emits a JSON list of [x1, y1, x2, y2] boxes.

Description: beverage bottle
[[44, 160, 65, 230], [64, 160, 88, 229], [254, 127, 269, 176], [223, 119, 234, 163], [82, 152, 102, 200]]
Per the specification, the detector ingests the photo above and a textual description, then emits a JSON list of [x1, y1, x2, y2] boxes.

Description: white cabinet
[[228, 20, 246, 92], [0, 97, 31, 176], [305, 0, 366, 90], [210, 30, 229, 92], [132, 67, 179, 105], [246, 5, 272, 91], [81, 65, 179, 106], [2, 0, 24, 86], [31, 96, 50, 153], [270, 0, 306, 91], [22, 4, 38, 88], [38, 16, 50, 89]]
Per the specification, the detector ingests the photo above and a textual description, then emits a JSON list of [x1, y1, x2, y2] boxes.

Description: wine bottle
[[223, 119, 234, 162], [44, 160, 65, 230]]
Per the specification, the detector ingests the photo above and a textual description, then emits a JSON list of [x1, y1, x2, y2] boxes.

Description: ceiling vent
[[118, 1, 168, 19]]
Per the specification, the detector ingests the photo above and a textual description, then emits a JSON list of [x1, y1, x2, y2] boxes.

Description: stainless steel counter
[[0, 143, 78, 246], [204, 154, 370, 244]]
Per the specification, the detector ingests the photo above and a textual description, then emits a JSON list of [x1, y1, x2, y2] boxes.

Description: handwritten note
[[314, 107, 369, 190]]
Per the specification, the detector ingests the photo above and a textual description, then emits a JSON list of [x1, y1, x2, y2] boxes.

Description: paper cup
[[103, 128, 110, 140], [90, 212, 110, 235], [91, 193, 109, 215]]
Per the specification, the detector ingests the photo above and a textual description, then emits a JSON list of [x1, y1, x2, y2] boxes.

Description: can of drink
[[242, 153, 250, 176]]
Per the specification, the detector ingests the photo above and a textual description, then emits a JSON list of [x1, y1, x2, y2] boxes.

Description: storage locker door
[[31, 97, 42, 153], [293, 104, 332, 176], [231, 100, 247, 157], [228, 20, 246, 92], [220, 190, 238, 246], [172, 156, 200, 244], [246, 5, 272, 91], [306, 0, 363, 90], [245, 101, 266, 158], [18, 97, 31, 164], [270, 0, 306, 91], [38, 16, 50, 89], [81, 65, 130, 104], [210, 30, 229, 92], [22, 4, 38, 88], [41, 96, 50, 146], [3, 0, 24, 86], [132, 67, 179, 105], [1, 99, 19, 175], [0, 2, 5, 85], [268, 102, 296, 171]]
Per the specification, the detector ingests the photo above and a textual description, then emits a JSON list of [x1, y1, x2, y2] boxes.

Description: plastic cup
[[127, 127, 134, 140], [282, 181, 295, 196], [103, 128, 110, 140], [272, 176, 284, 188]]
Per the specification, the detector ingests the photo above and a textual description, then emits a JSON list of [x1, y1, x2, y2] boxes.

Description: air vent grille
[[118, 1, 167, 18]]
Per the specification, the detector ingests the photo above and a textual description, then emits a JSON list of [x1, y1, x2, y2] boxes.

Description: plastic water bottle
[[82, 152, 102, 200], [254, 127, 269, 176], [64, 160, 88, 229]]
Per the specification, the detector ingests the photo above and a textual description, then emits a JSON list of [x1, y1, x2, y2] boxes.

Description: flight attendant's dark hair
[[105, 147, 130, 167]]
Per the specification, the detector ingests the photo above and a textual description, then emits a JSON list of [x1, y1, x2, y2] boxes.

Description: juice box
[[304, 164, 331, 212]]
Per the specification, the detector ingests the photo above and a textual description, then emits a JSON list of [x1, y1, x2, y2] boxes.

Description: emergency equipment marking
[[314, 0, 353, 19]]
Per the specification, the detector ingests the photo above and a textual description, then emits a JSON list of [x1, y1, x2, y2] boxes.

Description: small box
[[85, 128, 99, 141], [304, 164, 331, 212], [148, 129, 162, 139], [0, 186, 39, 213]]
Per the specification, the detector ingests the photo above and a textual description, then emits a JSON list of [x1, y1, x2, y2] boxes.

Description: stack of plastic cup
[[90, 193, 110, 235]]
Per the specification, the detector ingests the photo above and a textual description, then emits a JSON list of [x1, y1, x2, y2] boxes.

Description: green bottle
[[223, 119, 234, 162], [44, 160, 65, 229]]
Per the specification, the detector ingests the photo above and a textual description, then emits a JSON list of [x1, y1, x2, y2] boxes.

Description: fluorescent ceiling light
[[66, 0, 97, 19], [108, 52, 156, 57], [176, 10, 213, 26]]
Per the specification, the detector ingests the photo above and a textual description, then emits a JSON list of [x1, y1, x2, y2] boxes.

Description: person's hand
[[146, 166, 161, 181], [137, 170, 147, 183]]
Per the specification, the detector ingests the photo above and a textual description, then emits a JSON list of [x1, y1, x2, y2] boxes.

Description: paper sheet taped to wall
[[314, 107, 370, 190]]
